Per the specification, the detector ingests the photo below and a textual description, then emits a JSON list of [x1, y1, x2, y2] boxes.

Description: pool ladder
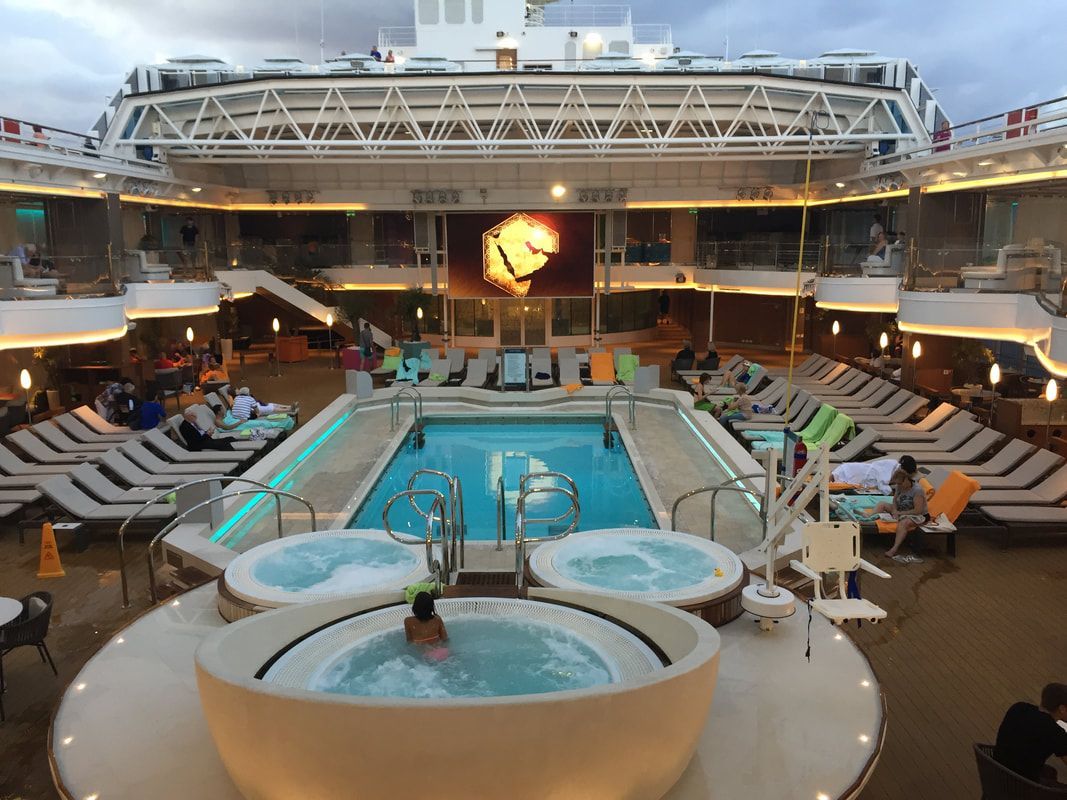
[[390, 387, 425, 447], [513, 473, 581, 591], [604, 386, 636, 448], [382, 489, 449, 594], [496, 471, 580, 551]]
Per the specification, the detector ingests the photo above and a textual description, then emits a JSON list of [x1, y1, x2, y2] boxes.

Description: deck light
[[835, 182, 846, 188], [1046, 379, 1059, 447], [191, 186, 202, 192], [831, 320, 840, 357], [185, 327, 194, 344], [879, 331, 889, 354], [92, 172, 107, 179], [19, 369, 31, 424], [911, 340, 921, 360], [325, 313, 335, 369], [551, 184, 567, 199]]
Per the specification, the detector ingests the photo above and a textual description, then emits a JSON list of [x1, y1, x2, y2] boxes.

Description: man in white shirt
[[869, 214, 884, 243]]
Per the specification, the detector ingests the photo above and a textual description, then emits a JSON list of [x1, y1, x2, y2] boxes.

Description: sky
[[0, 0, 1063, 133]]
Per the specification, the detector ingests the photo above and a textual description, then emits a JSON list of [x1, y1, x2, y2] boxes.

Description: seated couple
[[229, 386, 297, 422]]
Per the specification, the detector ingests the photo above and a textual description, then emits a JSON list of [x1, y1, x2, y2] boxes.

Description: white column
[[707, 289, 715, 351]]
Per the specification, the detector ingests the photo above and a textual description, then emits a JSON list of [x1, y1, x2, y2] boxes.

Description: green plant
[[137, 317, 164, 355], [396, 287, 427, 338], [336, 292, 374, 329], [951, 339, 994, 384], [32, 347, 62, 389]]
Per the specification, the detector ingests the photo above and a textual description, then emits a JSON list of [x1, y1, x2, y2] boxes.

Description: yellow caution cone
[[37, 521, 66, 579]]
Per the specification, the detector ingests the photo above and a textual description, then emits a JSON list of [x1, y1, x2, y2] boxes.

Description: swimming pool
[[261, 599, 661, 699], [350, 416, 657, 540]]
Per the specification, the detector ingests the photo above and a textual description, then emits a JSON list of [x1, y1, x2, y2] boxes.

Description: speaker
[[413, 212, 432, 253]]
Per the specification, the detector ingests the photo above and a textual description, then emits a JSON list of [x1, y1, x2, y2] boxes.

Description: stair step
[[452, 571, 514, 586], [443, 584, 521, 599]]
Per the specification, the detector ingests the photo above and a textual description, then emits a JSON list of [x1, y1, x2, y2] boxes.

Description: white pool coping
[[528, 528, 745, 606]]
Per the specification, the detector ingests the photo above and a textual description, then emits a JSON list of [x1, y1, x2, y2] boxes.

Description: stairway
[[215, 269, 353, 337], [656, 322, 690, 341]]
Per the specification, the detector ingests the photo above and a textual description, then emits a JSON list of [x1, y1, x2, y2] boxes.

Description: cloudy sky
[[0, 0, 1062, 132]]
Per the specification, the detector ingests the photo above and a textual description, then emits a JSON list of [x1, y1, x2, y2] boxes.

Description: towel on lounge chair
[[428, 372, 447, 382], [616, 354, 640, 383], [382, 348, 403, 372], [749, 405, 838, 446], [565, 383, 583, 394], [419, 350, 433, 371], [396, 358, 420, 384], [589, 352, 616, 384]]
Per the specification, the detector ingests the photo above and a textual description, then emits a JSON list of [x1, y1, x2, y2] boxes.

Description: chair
[[36, 475, 176, 522], [68, 464, 161, 504], [973, 743, 1067, 799], [118, 441, 239, 476], [867, 470, 980, 556], [530, 357, 555, 388], [558, 358, 582, 387], [154, 368, 183, 411], [144, 428, 253, 464], [445, 348, 466, 375], [6, 430, 94, 464], [31, 422, 114, 453], [0, 256, 59, 298], [0, 591, 58, 722], [97, 449, 222, 487], [418, 359, 453, 387], [54, 413, 137, 443], [788, 521, 890, 626], [0, 445, 73, 476], [71, 405, 135, 435], [589, 352, 616, 385], [460, 360, 488, 388], [124, 249, 172, 281], [616, 354, 640, 385]]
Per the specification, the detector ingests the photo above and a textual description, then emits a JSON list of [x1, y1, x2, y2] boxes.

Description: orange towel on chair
[[589, 352, 616, 383], [874, 472, 977, 534]]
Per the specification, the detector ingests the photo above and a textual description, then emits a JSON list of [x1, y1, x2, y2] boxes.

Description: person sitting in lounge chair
[[713, 382, 754, 424], [230, 387, 297, 422], [179, 409, 235, 452], [200, 357, 229, 383], [831, 455, 916, 494], [861, 460, 927, 562]]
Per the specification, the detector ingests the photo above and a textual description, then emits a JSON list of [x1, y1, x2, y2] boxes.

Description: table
[[0, 597, 22, 627], [276, 336, 309, 363]]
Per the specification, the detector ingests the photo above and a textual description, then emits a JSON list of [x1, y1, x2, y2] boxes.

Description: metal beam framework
[[103, 74, 928, 165]]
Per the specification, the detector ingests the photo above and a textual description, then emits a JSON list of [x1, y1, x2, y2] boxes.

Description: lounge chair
[[558, 358, 582, 387], [969, 462, 1067, 505], [460, 360, 488, 388], [747, 406, 845, 448], [68, 464, 162, 504], [372, 347, 404, 376], [832, 383, 901, 412], [589, 352, 616, 385], [792, 362, 851, 387], [532, 347, 551, 361], [118, 441, 239, 476], [169, 411, 270, 451], [865, 402, 960, 433], [0, 446, 74, 476], [418, 359, 453, 388], [98, 449, 223, 488], [732, 393, 819, 432], [36, 475, 175, 523], [849, 394, 930, 424], [445, 348, 466, 375], [809, 371, 871, 397], [923, 439, 1037, 479], [884, 471, 980, 556], [616, 354, 640, 386], [31, 422, 116, 454], [477, 348, 498, 370], [55, 413, 138, 443], [143, 428, 253, 464], [877, 427, 1004, 466], [872, 416, 984, 454], [828, 428, 882, 463], [7, 430, 94, 464], [792, 354, 829, 377], [612, 347, 632, 371], [557, 347, 577, 361], [391, 357, 421, 387], [868, 409, 975, 443], [0, 489, 41, 505], [530, 357, 555, 388], [71, 406, 135, 436], [977, 504, 1067, 545], [928, 449, 1060, 491]]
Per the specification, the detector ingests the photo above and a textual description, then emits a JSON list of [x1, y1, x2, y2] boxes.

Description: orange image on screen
[[482, 213, 560, 298]]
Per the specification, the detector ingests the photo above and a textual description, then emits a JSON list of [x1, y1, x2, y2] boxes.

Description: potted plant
[[32, 347, 63, 410], [395, 288, 427, 342], [217, 301, 239, 364]]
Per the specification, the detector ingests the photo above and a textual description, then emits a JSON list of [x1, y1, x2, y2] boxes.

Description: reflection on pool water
[[249, 537, 419, 595], [310, 617, 616, 699], [351, 417, 656, 540], [553, 536, 717, 593]]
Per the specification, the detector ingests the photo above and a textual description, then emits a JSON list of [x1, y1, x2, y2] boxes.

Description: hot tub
[[526, 528, 747, 626], [196, 589, 720, 800], [218, 529, 430, 621]]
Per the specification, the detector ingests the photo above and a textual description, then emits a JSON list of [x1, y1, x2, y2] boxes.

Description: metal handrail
[[519, 471, 581, 506], [117, 475, 282, 608], [383, 489, 448, 592], [514, 485, 580, 591], [495, 475, 506, 551], [144, 488, 317, 605], [391, 386, 423, 431], [605, 385, 636, 433], [671, 472, 767, 541], [406, 468, 467, 569]]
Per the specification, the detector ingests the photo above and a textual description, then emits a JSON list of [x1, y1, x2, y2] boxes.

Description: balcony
[[538, 5, 632, 27]]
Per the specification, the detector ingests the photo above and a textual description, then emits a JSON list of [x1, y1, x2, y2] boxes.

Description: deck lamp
[[1046, 378, 1058, 448], [19, 369, 32, 425], [989, 362, 1000, 426], [878, 331, 888, 355], [325, 312, 335, 369], [551, 184, 567, 200], [911, 339, 922, 391], [185, 326, 194, 345], [831, 320, 840, 358], [272, 317, 281, 377], [412, 306, 423, 342]]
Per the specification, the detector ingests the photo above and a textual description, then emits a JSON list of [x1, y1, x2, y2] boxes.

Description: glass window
[[470, 0, 483, 23], [552, 299, 592, 336], [454, 299, 495, 337], [603, 291, 656, 333], [418, 0, 439, 24], [444, 0, 464, 23]]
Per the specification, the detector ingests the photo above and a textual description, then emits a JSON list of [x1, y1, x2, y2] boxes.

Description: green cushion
[[382, 354, 403, 371], [616, 353, 640, 382]]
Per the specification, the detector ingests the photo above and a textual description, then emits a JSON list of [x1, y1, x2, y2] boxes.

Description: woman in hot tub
[[405, 592, 449, 652]]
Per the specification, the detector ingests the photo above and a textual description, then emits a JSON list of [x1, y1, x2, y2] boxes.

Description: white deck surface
[[51, 584, 881, 800]]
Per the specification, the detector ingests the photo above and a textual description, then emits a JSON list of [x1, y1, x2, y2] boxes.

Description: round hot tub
[[196, 589, 720, 800], [526, 528, 747, 626], [218, 529, 429, 621]]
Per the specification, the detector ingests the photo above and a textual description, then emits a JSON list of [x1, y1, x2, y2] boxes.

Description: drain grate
[[453, 571, 514, 586]]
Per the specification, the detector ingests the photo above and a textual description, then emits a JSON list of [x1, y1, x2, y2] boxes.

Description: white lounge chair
[[789, 521, 890, 626], [98, 449, 222, 487], [124, 249, 172, 281], [7, 430, 94, 464], [970, 463, 1067, 505], [31, 422, 116, 453], [170, 410, 271, 450], [828, 428, 882, 463], [0, 255, 59, 298], [144, 428, 253, 464], [460, 360, 488, 388], [418, 359, 454, 388], [869, 409, 975, 443], [558, 358, 582, 387], [0, 489, 41, 505], [446, 348, 466, 375], [55, 413, 138, 443], [72, 406, 135, 436], [69, 464, 163, 504], [928, 449, 1059, 491], [0, 446, 74, 476], [923, 439, 1039, 479], [871, 416, 983, 454], [530, 357, 554, 388], [118, 441, 238, 476], [877, 427, 1004, 465], [37, 475, 175, 522]]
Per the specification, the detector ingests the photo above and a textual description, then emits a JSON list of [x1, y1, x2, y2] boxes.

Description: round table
[[0, 597, 22, 627]]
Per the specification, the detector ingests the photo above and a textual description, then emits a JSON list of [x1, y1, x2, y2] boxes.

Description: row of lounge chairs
[[0, 401, 282, 540], [766, 353, 1067, 544]]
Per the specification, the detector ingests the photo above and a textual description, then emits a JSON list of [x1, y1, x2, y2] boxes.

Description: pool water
[[249, 538, 419, 594], [553, 536, 718, 593], [307, 617, 616, 699], [351, 417, 655, 540]]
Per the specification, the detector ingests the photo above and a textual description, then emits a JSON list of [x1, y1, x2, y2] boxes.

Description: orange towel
[[564, 383, 583, 394], [874, 471, 978, 534], [589, 352, 616, 383]]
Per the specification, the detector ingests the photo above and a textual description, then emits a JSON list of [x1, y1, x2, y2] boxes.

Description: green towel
[[428, 372, 447, 382], [616, 353, 640, 382], [747, 363, 761, 377], [819, 413, 855, 449], [747, 404, 838, 447], [382, 354, 403, 371], [405, 582, 439, 604]]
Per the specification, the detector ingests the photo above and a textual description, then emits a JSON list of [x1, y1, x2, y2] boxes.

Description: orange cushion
[[927, 471, 980, 522], [590, 352, 616, 382]]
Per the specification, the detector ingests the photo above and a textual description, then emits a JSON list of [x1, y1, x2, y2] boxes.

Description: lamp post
[[272, 317, 281, 377], [911, 339, 922, 391], [879, 331, 889, 357], [325, 312, 335, 369], [186, 326, 197, 387], [413, 306, 423, 342], [19, 369, 32, 425], [831, 320, 840, 359], [1046, 378, 1058, 449], [989, 362, 1000, 427]]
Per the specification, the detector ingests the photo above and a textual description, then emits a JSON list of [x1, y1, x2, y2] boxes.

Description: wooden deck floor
[[0, 342, 1064, 799]]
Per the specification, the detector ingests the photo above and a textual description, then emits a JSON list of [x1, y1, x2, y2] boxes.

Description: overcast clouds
[[0, 0, 1063, 133]]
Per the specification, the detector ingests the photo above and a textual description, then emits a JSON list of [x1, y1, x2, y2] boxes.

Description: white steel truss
[[104, 74, 927, 164]]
